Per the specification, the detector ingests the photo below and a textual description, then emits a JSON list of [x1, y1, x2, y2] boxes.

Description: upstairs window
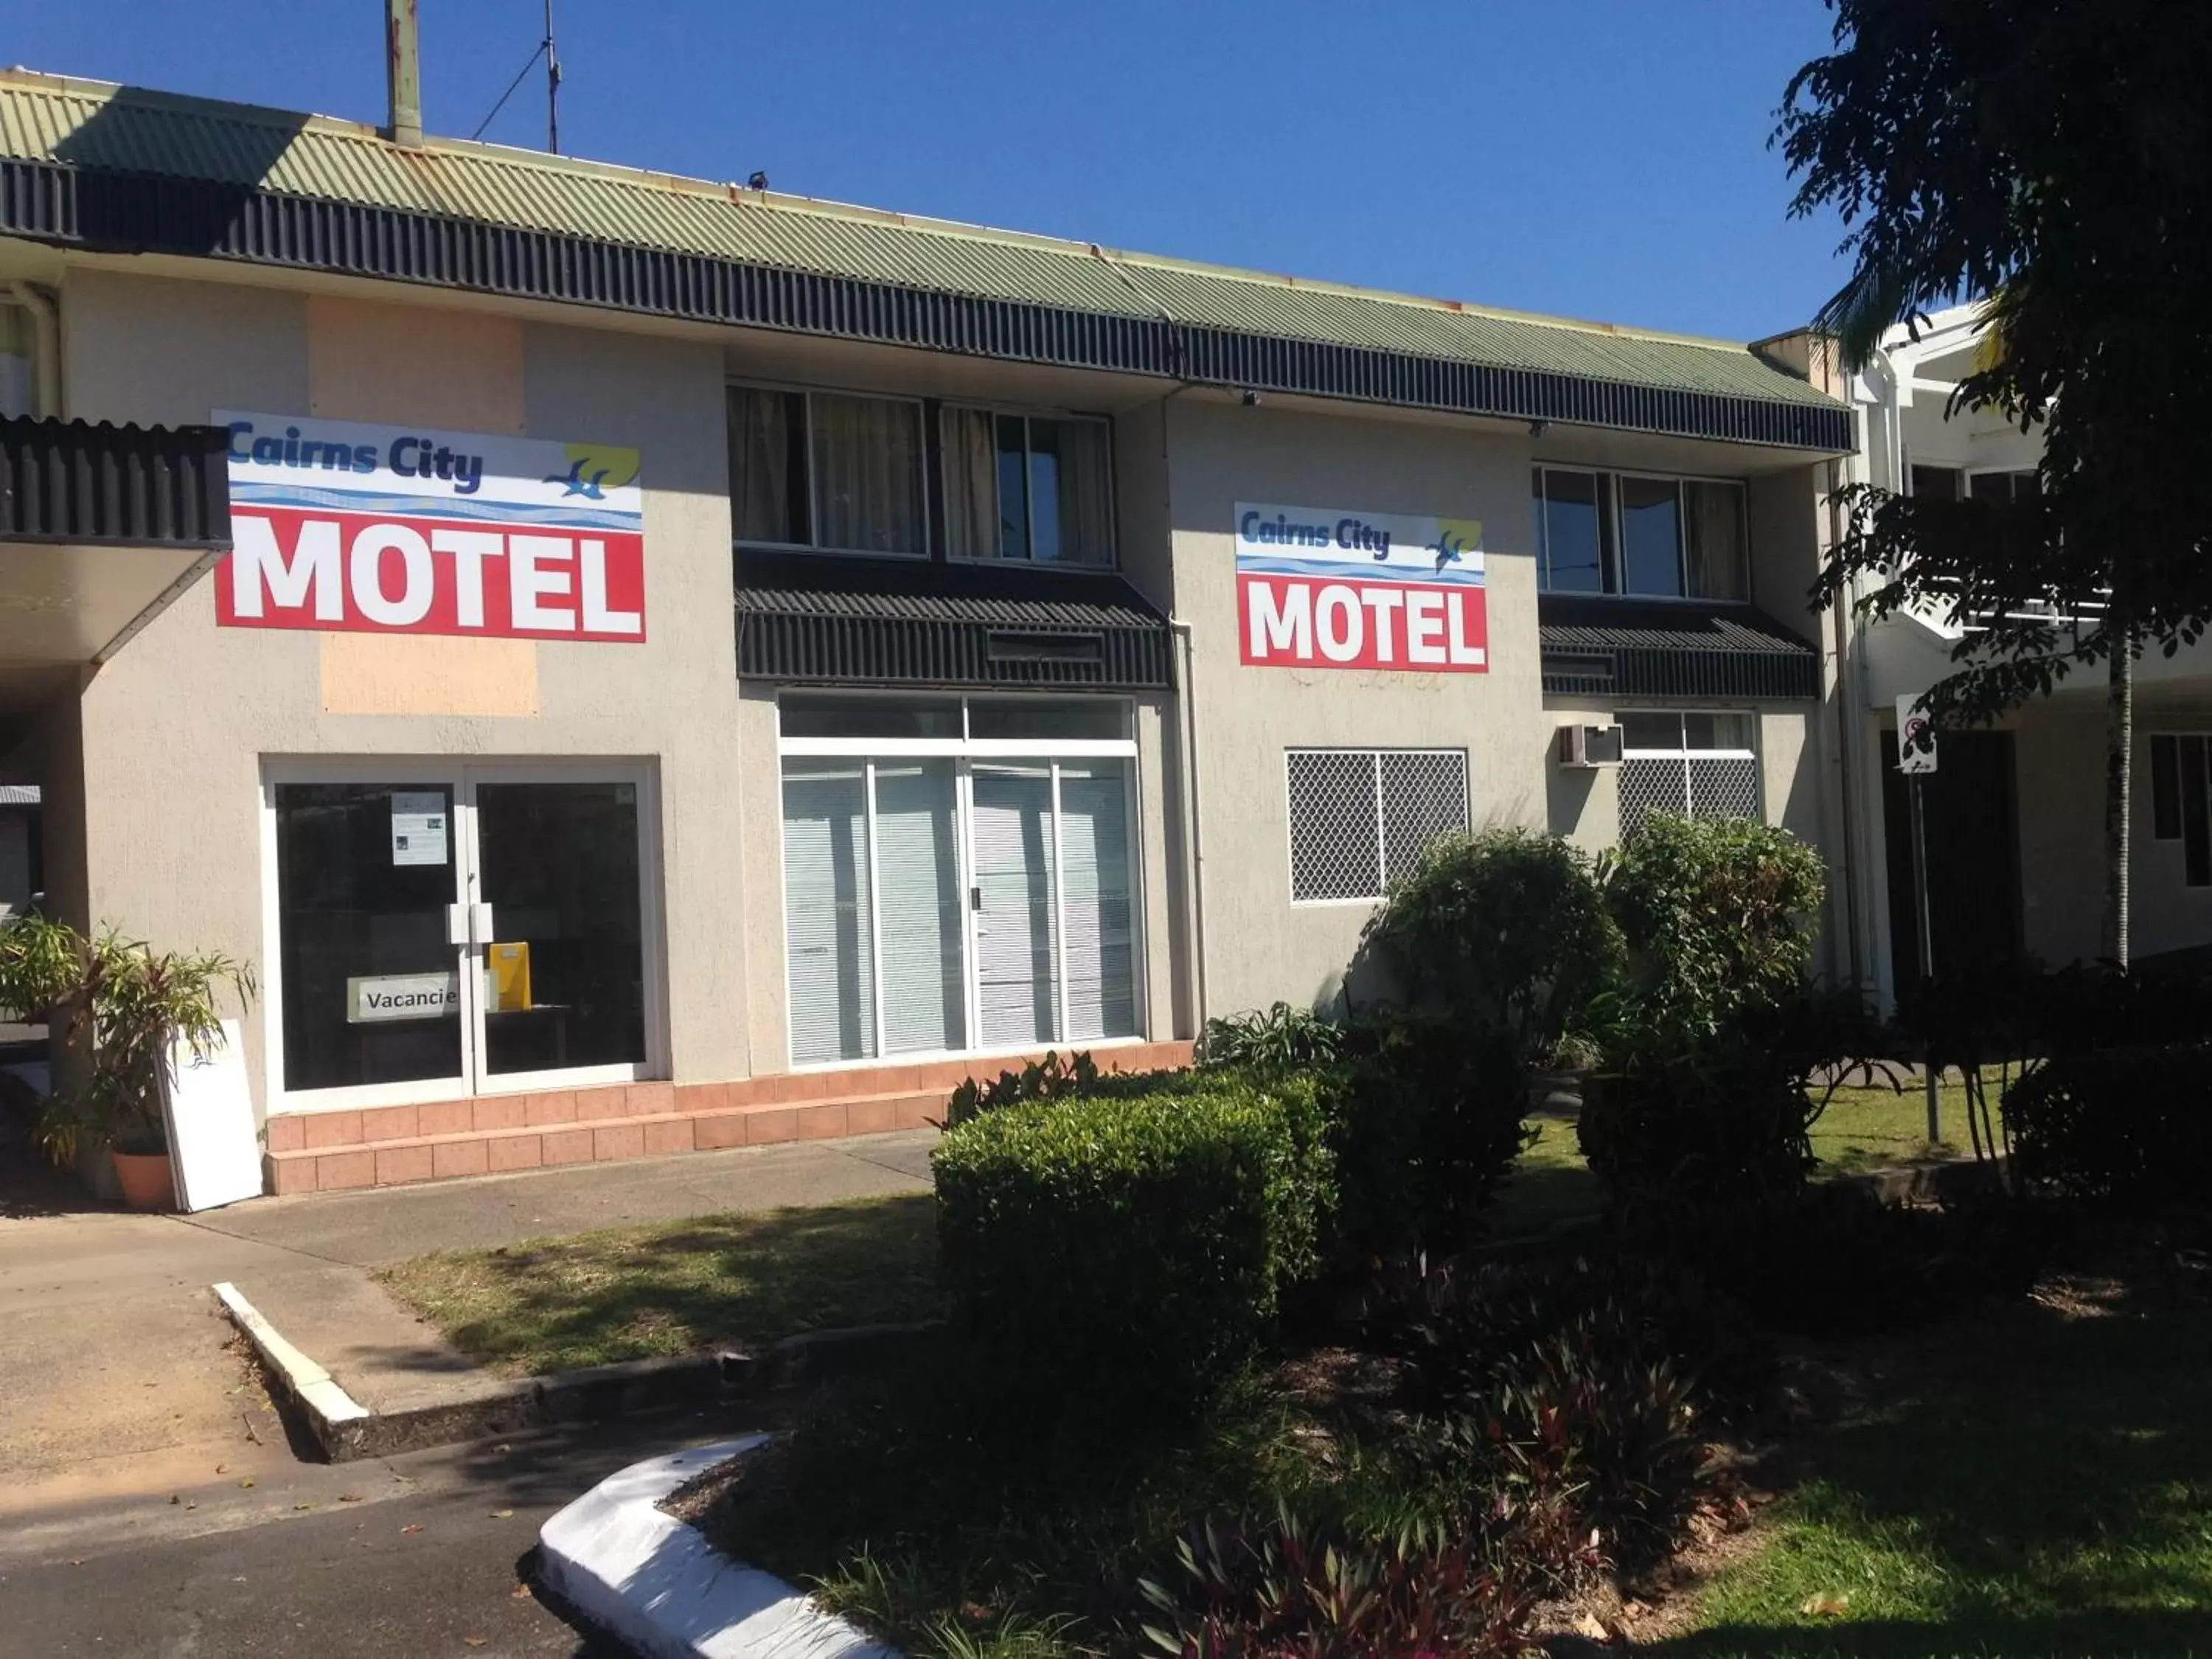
[[1534, 469, 1748, 601], [1910, 464, 1964, 501], [943, 408, 1114, 566], [729, 386, 927, 557]]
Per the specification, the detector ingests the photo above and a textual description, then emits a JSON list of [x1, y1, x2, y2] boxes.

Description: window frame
[[1966, 466, 2040, 504], [1615, 709, 1763, 835], [1532, 465, 1751, 603], [939, 401, 1119, 572], [728, 379, 933, 562], [774, 692, 1148, 1070], [1282, 747, 1472, 908]]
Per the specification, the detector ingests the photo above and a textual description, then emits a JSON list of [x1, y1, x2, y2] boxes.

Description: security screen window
[[943, 408, 1114, 566], [1618, 712, 1761, 838], [727, 386, 927, 556], [1534, 468, 1749, 601], [1284, 749, 1470, 904]]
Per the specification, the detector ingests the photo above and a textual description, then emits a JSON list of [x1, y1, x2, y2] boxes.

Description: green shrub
[[2005, 1043, 2212, 1206], [936, 1048, 1100, 1131], [1136, 1509, 1543, 1659], [1319, 1013, 1531, 1261], [931, 1079, 1333, 1395], [1364, 828, 1623, 1062], [1197, 1001, 1344, 1072], [1604, 813, 1826, 1043]]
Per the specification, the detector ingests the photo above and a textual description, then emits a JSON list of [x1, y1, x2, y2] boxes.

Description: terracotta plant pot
[[111, 1148, 175, 1211]]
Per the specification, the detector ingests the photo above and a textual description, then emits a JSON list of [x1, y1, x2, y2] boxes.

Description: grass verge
[[375, 1192, 940, 1374], [1659, 1265, 2212, 1657]]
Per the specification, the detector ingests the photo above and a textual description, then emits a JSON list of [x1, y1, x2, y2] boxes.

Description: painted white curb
[[539, 1436, 897, 1659], [212, 1280, 372, 1429]]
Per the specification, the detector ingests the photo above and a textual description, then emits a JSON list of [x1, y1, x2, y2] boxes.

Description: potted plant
[[1, 916, 254, 1210]]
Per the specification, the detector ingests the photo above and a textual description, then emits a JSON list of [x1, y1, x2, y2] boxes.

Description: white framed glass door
[[263, 760, 661, 1110]]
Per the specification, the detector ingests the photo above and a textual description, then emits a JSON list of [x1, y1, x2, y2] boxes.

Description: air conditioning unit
[[1557, 723, 1625, 768]]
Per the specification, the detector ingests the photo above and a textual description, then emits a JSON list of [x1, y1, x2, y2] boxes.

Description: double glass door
[[780, 757, 1138, 1066], [269, 764, 655, 1104]]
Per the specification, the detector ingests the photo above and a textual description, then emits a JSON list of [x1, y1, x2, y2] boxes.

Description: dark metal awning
[[736, 550, 1174, 692], [1538, 594, 1820, 700], [0, 414, 232, 715]]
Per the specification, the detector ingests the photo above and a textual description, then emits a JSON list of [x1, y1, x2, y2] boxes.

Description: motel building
[[0, 58, 1863, 1200]]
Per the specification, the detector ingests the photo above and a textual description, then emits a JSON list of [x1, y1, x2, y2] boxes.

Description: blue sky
[[1, 1, 1849, 341]]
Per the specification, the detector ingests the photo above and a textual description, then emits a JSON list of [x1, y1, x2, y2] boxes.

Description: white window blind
[[872, 761, 967, 1054], [1286, 749, 1470, 903], [971, 767, 1060, 1047], [1057, 765, 1138, 1041], [781, 766, 876, 1065]]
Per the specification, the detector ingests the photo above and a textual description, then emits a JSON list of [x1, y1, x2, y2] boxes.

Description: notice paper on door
[[390, 790, 449, 866]]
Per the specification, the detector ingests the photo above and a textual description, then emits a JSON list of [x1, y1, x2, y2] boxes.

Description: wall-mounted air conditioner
[[1556, 723, 1625, 768]]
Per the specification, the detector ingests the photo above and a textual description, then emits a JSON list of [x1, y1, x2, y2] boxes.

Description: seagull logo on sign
[[543, 443, 641, 500], [1430, 518, 1484, 574]]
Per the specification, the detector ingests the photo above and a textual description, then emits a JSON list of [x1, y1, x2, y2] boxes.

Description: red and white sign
[[214, 411, 647, 643], [1234, 501, 1487, 672]]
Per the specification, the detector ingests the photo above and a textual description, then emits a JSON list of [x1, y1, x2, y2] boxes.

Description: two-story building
[[0, 57, 1858, 1197]]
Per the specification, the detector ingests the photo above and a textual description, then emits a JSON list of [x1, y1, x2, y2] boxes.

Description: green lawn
[[1658, 1273, 2212, 1657], [375, 1193, 940, 1374], [1491, 1081, 2007, 1239]]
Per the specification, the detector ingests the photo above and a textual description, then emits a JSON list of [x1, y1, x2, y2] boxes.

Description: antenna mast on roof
[[545, 0, 561, 153]]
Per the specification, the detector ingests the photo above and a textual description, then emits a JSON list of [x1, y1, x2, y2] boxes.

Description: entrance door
[[1882, 728, 2023, 997], [266, 763, 658, 1107]]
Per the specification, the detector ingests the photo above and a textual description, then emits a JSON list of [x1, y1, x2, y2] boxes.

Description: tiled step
[[263, 1089, 948, 1195], [260, 1038, 1196, 1195]]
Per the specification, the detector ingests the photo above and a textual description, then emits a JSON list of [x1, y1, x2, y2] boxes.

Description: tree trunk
[[2104, 619, 2133, 969]]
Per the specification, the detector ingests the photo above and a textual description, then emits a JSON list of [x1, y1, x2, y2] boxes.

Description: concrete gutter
[[212, 1280, 937, 1461], [539, 1436, 895, 1659]]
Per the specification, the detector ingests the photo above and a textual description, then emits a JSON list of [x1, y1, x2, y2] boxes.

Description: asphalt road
[[0, 1413, 736, 1658]]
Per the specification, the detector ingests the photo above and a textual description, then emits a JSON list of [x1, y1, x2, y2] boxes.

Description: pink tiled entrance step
[[261, 1040, 1195, 1196]]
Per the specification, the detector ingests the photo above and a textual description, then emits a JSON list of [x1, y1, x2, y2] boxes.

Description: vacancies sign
[[215, 411, 647, 643], [1235, 501, 1486, 672]]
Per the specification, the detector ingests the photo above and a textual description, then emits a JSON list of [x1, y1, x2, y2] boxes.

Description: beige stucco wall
[[57, 268, 751, 1114], [1159, 397, 1548, 1016]]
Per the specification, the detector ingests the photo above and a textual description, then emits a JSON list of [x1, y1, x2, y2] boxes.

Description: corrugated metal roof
[[1537, 595, 1816, 655], [0, 71, 1840, 417], [736, 549, 1166, 630]]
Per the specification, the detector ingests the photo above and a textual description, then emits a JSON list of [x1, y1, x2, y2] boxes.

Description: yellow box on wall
[[486, 941, 532, 1012]]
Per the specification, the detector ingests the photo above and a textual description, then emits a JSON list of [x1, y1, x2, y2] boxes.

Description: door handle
[[471, 902, 496, 945], [446, 904, 470, 947]]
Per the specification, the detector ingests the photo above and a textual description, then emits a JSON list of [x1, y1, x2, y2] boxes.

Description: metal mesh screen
[[1688, 756, 1761, 821], [1380, 751, 1472, 883], [1287, 749, 1467, 902], [1287, 751, 1383, 902], [1617, 757, 1689, 841]]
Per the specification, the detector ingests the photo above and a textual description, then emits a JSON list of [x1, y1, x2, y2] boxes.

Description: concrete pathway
[[0, 1131, 935, 1492]]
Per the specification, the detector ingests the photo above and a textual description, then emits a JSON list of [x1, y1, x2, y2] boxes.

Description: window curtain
[[812, 393, 924, 554], [1685, 481, 1748, 601], [781, 765, 877, 1064], [942, 407, 998, 559], [730, 387, 801, 545], [872, 761, 967, 1054], [1037, 419, 1113, 566]]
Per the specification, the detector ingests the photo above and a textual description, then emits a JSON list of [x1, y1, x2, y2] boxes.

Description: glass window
[[1910, 464, 1964, 501], [1537, 469, 1610, 593], [1683, 481, 1748, 601], [1616, 712, 1761, 838], [782, 765, 877, 1065], [967, 699, 1130, 741], [1619, 476, 1685, 597], [274, 783, 463, 1093], [946, 408, 1115, 566], [728, 386, 925, 555], [475, 782, 647, 1077], [779, 695, 964, 740]]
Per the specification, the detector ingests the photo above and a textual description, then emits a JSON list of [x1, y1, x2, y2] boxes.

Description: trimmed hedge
[[931, 1077, 1332, 1395], [2006, 1043, 2212, 1206]]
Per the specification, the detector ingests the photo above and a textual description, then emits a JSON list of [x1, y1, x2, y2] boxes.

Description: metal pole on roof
[[386, 0, 423, 147], [545, 0, 562, 153]]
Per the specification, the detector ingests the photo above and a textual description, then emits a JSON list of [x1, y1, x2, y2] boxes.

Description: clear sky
[[0, 0, 1850, 342]]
